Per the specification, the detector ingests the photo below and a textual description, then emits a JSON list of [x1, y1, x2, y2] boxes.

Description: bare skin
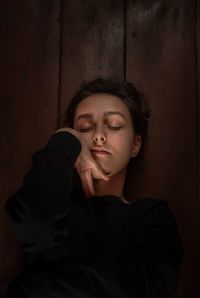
[[54, 127, 110, 198], [55, 94, 142, 203]]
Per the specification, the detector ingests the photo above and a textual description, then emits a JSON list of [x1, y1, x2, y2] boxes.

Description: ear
[[131, 134, 142, 158]]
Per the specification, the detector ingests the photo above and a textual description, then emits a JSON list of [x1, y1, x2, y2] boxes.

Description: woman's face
[[73, 93, 141, 176]]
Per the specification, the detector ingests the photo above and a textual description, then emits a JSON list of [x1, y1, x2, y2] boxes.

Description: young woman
[[5, 78, 183, 297]]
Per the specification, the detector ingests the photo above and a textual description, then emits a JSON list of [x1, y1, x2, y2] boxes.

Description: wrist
[[54, 127, 81, 141]]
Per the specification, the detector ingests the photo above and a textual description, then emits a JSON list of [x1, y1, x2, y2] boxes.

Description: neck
[[93, 169, 129, 204]]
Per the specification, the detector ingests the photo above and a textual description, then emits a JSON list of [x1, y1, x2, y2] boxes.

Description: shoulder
[[130, 197, 170, 212], [127, 198, 183, 256], [128, 197, 177, 227]]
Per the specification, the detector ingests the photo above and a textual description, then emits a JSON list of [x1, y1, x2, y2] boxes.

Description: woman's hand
[[54, 127, 109, 198], [74, 137, 110, 198]]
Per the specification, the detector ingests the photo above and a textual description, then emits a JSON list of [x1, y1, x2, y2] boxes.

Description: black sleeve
[[122, 199, 183, 298], [4, 131, 82, 253]]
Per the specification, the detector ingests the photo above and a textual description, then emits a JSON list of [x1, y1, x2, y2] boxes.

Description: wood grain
[[59, 0, 124, 127], [197, 0, 200, 296], [0, 1, 199, 297], [0, 0, 60, 291], [126, 0, 197, 297]]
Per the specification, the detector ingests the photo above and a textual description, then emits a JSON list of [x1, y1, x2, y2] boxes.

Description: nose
[[93, 128, 107, 145]]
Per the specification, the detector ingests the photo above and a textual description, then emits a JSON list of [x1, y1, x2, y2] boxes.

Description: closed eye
[[108, 125, 122, 130], [79, 127, 94, 132], [79, 126, 122, 132]]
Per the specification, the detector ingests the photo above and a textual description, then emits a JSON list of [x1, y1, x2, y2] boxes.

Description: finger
[[81, 169, 95, 198], [81, 174, 91, 198], [78, 168, 94, 197], [84, 169, 95, 197]]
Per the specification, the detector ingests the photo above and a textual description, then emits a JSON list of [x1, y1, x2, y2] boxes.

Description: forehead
[[74, 93, 130, 117]]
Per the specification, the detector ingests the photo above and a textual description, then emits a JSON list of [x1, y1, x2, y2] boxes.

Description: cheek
[[111, 131, 133, 150], [78, 132, 93, 147]]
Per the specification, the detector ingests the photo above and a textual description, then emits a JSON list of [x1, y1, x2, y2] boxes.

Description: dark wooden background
[[0, 1, 199, 297]]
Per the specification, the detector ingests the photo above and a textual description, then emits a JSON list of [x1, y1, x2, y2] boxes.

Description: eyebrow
[[75, 111, 126, 122]]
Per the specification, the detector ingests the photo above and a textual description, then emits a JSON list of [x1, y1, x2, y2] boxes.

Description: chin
[[98, 160, 126, 177], [100, 165, 111, 176], [103, 168, 124, 177]]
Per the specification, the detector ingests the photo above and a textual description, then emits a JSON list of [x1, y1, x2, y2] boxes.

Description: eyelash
[[79, 125, 122, 132]]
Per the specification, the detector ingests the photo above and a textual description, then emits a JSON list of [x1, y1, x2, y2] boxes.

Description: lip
[[92, 151, 108, 155], [91, 148, 111, 154]]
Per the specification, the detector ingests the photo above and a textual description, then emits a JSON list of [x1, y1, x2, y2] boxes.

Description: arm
[[4, 130, 82, 253], [4, 125, 109, 254]]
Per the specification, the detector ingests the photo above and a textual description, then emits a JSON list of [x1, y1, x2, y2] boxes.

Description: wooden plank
[[59, 0, 124, 126], [197, 0, 200, 295], [126, 0, 197, 297], [0, 1, 60, 291]]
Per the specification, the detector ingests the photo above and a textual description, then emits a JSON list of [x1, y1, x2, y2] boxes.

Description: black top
[[5, 132, 183, 298]]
